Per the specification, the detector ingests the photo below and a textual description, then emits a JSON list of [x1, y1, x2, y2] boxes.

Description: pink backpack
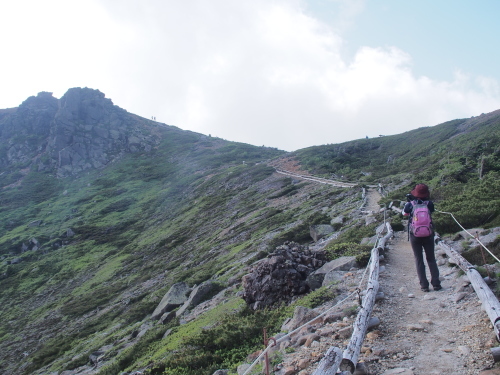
[[410, 200, 433, 237]]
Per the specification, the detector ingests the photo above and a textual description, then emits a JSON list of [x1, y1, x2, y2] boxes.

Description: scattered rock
[[322, 270, 345, 287], [237, 364, 251, 375], [367, 316, 381, 330], [159, 311, 176, 325], [282, 306, 320, 332], [243, 242, 327, 308], [307, 256, 357, 290], [407, 323, 425, 332], [151, 282, 191, 320], [176, 280, 221, 317], [28, 220, 42, 227], [310, 224, 334, 242], [455, 292, 468, 303]]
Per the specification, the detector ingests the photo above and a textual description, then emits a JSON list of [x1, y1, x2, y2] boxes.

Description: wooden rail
[[436, 236, 500, 343], [339, 247, 380, 373], [313, 224, 392, 374], [274, 169, 358, 188]]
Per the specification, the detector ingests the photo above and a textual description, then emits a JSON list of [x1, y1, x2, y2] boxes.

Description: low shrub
[[147, 307, 285, 375], [294, 287, 336, 309]]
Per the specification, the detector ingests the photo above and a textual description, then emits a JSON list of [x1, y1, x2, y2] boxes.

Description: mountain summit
[[0, 89, 499, 375], [1, 88, 163, 178]]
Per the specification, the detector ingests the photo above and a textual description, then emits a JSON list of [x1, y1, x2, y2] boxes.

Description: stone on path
[[407, 323, 425, 331], [458, 345, 471, 356]]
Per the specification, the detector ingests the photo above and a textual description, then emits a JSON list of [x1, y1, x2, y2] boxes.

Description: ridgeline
[[0, 89, 499, 375]]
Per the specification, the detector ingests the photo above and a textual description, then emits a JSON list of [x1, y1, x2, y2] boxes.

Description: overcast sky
[[1, 0, 499, 151]]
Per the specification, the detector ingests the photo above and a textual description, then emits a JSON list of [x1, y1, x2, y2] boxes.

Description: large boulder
[[281, 306, 320, 332], [242, 242, 327, 309], [310, 224, 334, 242], [176, 280, 220, 317], [322, 270, 345, 287], [152, 282, 191, 320], [306, 256, 357, 290]]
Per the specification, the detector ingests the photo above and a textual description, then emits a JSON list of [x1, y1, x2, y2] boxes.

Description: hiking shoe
[[434, 286, 442, 291], [421, 287, 430, 292]]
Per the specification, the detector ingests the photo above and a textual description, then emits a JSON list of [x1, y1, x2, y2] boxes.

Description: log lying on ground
[[339, 247, 380, 373], [436, 237, 500, 344], [377, 222, 394, 251], [491, 347, 500, 363], [312, 347, 343, 375], [314, 225, 390, 374]]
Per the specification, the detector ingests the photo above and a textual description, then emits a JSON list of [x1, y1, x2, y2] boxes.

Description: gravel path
[[362, 189, 497, 374], [369, 230, 496, 374], [274, 187, 499, 375]]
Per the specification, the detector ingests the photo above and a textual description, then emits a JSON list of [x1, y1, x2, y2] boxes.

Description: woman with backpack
[[403, 183, 442, 292]]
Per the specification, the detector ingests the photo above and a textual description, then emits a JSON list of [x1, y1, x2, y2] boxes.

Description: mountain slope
[[0, 89, 356, 375], [293, 111, 500, 232], [0, 89, 499, 375]]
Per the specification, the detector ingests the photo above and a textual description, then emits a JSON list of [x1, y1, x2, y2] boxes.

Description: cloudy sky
[[1, 0, 499, 151]]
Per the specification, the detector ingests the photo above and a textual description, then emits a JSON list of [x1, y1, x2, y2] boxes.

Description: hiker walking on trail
[[403, 183, 442, 292]]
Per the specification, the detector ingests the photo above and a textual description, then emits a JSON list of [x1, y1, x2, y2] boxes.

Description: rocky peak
[[58, 87, 114, 125], [0, 88, 161, 180], [19, 91, 59, 111]]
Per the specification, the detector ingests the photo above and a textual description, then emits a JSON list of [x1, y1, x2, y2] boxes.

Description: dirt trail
[[276, 185, 498, 375], [365, 189, 496, 374]]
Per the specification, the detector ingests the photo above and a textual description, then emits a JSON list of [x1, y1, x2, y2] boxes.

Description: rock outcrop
[[152, 282, 191, 320], [306, 256, 358, 290], [176, 280, 221, 317], [309, 224, 334, 242], [242, 242, 327, 309], [0, 88, 162, 179]]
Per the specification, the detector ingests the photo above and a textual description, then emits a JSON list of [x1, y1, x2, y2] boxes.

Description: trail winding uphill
[[273, 187, 499, 375], [361, 189, 497, 375], [370, 230, 496, 375]]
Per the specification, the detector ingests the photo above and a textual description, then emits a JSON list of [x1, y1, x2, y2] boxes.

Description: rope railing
[[241, 250, 375, 375], [241, 290, 359, 375], [435, 210, 499, 264]]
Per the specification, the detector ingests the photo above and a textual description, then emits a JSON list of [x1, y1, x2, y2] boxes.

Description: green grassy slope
[[1, 103, 499, 375], [0, 120, 365, 374], [295, 112, 500, 233]]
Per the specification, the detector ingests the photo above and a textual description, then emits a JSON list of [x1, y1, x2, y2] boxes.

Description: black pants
[[410, 233, 441, 289]]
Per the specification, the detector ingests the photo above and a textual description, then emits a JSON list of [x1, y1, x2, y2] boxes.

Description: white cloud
[[1, 0, 499, 151]]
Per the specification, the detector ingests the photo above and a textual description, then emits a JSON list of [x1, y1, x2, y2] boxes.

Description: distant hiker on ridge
[[403, 183, 442, 292]]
